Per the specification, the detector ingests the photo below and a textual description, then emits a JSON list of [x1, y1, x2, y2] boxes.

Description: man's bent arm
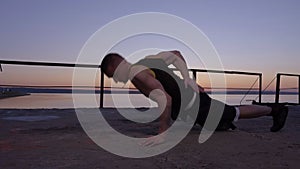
[[149, 89, 172, 133], [154, 51, 190, 80], [168, 51, 190, 80], [155, 51, 202, 92]]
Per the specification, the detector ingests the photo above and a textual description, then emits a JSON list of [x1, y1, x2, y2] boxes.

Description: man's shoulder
[[134, 56, 167, 69], [129, 65, 152, 80], [134, 55, 158, 64], [144, 54, 158, 59]]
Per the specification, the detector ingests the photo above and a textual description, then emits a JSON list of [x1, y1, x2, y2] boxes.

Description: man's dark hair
[[101, 53, 123, 74]]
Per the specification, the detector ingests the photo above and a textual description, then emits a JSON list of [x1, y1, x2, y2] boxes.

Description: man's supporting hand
[[140, 133, 166, 147]]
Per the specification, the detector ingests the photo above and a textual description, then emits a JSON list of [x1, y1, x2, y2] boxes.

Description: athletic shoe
[[270, 105, 288, 132], [252, 101, 288, 132]]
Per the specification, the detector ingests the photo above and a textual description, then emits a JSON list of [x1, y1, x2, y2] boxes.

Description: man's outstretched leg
[[238, 105, 271, 118], [237, 104, 288, 132]]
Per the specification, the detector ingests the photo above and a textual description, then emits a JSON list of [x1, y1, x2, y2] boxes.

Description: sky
[[0, 0, 299, 89]]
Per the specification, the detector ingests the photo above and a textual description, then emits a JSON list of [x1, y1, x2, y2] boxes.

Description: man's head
[[101, 53, 130, 83]]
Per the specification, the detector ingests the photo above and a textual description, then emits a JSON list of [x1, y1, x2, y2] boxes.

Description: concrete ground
[[0, 106, 299, 169]]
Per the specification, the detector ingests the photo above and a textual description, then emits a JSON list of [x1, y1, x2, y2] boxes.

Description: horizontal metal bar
[[171, 68, 261, 76], [189, 68, 262, 76], [0, 60, 100, 68], [277, 73, 300, 77], [0, 60, 262, 76]]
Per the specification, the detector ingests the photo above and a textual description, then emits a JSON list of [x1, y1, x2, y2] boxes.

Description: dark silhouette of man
[[101, 50, 288, 146]]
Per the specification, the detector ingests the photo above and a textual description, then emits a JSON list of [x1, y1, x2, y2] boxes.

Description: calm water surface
[[0, 93, 298, 109]]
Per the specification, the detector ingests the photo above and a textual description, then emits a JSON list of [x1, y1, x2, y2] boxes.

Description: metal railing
[[189, 68, 262, 103], [0, 59, 263, 108], [275, 73, 300, 104]]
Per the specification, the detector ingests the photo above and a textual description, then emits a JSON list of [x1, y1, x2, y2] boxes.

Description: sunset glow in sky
[[0, 0, 299, 90]]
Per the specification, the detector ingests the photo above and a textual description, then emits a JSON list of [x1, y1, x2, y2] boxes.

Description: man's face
[[106, 59, 129, 83]]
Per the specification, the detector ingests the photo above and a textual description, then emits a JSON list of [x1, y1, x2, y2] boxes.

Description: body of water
[[0, 93, 298, 109]]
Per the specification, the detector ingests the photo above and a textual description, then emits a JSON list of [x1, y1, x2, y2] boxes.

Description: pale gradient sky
[[0, 0, 299, 89]]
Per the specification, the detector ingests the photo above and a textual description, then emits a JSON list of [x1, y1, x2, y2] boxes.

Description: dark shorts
[[172, 93, 236, 126], [173, 93, 236, 130], [196, 92, 236, 124]]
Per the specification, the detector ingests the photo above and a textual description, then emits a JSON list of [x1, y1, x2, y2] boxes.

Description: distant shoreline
[[0, 91, 30, 100], [0, 87, 298, 95]]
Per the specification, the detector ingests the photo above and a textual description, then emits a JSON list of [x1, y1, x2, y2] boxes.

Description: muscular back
[[133, 58, 197, 120]]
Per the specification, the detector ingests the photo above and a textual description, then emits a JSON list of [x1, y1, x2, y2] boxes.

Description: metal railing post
[[275, 74, 281, 103], [259, 74, 262, 103], [298, 75, 300, 105], [192, 70, 197, 81], [100, 70, 104, 108]]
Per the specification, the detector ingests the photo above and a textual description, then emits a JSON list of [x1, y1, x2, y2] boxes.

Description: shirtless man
[[101, 50, 288, 146]]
